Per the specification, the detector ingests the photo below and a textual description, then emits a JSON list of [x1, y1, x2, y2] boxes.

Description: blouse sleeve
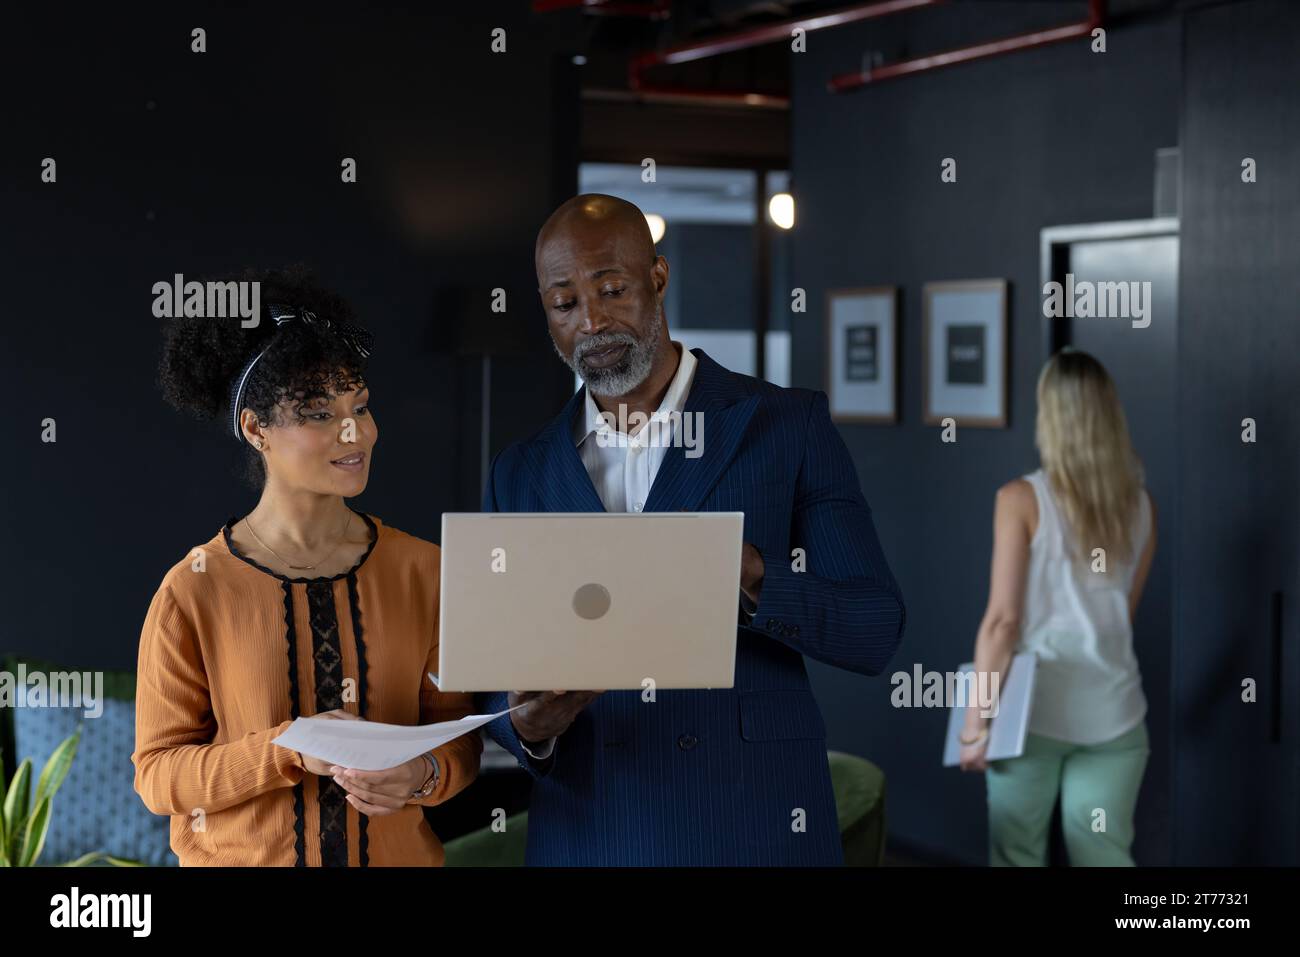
[[132, 583, 306, 817], [408, 585, 482, 807]]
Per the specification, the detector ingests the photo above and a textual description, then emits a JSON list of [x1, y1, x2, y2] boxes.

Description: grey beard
[[557, 311, 664, 397]]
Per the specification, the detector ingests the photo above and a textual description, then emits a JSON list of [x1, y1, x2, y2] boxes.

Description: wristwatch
[[410, 751, 440, 799]]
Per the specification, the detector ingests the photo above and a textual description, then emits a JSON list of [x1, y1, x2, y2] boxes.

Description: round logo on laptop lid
[[572, 583, 611, 620]]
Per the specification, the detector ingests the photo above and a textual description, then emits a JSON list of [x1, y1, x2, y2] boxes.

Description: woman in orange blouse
[[135, 267, 481, 866]]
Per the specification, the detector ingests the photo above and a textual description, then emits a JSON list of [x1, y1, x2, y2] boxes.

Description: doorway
[[1039, 217, 1179, 865]]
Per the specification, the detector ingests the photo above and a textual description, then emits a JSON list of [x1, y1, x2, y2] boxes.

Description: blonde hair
[[1034, 349, 1144, 562]]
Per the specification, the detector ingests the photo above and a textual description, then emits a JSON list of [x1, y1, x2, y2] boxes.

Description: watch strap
[[411, 751, 440, 799]]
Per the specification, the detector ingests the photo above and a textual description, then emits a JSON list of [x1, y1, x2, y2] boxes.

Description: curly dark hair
[[157, 264, 372, 490]]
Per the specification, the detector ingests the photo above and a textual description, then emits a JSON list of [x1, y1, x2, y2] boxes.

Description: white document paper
[[272, 704, 522, 771]]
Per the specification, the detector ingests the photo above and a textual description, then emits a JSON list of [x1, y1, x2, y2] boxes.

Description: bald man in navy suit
[[477, 194, 905, 865]]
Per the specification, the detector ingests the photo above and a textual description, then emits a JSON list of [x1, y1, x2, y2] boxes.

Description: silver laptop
[[436, 512, 744, 692]]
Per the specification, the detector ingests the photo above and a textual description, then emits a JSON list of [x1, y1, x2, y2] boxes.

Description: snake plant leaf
[[58, 851, 146, 867], [0, 746, 6, 860], [34, 728, 81, 809], [18, 794, 51, 867], [60, 850, 107, 867], [3, 759, 32, 861]]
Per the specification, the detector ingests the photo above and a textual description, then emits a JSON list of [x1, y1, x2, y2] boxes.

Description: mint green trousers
[[985, 721, 1148, 866]]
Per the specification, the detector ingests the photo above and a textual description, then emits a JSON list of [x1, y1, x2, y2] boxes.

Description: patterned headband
[[229, 302, 375, 443]]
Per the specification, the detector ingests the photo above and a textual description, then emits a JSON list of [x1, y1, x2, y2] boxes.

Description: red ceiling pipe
[[533, 0, 671, 16], [829, 0, 1106, 90], [627, 0, 947, 105], [603, 87, 791, 108]]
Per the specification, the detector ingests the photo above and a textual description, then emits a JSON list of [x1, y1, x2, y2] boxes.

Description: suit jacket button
[[791, 625, 801, 637], [765, 618, 778, 633], [677, 734, 698, 751]]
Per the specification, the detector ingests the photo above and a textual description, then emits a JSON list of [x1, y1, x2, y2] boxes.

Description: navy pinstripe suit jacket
[[476, 349, 905, 865]]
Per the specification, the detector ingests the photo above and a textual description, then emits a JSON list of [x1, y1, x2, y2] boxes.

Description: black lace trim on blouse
[[307, 580, 350, 867], [230, 512, 377, 867], [222, 509, 379, 584], [282, 583, 307, 867], [347, 571, 371, 866]]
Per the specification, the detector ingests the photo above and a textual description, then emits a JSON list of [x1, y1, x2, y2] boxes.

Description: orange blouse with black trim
[[132, 509, 482, 866]]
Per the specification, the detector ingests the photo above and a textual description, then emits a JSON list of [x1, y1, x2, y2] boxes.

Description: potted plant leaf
[[1, 727, 142, 867]]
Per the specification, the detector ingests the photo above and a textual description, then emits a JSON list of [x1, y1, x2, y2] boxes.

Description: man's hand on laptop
[[740, 542, 765, 604], [509, 690, 603, 743]]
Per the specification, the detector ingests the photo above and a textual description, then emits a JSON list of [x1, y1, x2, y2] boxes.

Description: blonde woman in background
[[958, 349, 1157, 866]]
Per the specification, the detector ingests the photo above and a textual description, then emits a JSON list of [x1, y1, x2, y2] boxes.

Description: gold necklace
[[244, 511, 352, 571]]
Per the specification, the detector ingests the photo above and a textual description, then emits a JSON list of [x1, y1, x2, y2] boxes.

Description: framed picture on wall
[[922, 279, 1008, 428], [825, 286, 898, 424]]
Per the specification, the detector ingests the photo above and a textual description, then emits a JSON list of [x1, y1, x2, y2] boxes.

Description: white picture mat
[[828, 291, 894, 417], [926, 285, 1005, 420]]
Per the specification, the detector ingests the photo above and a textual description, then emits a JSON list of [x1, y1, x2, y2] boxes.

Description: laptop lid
[[437, 512, 744, 692]]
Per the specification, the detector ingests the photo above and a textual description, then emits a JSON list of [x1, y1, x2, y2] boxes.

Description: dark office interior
[[2, 0, 1296, 886]]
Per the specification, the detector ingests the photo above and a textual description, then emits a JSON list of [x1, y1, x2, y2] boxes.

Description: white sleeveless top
[[1018, 469, 1150, 745]]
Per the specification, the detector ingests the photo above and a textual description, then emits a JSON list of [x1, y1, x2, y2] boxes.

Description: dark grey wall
[[668, 224, 756, 331], [789, 4, 1182, 863], [0, 3, 577, 672], [1176, 0, 1300, 865]]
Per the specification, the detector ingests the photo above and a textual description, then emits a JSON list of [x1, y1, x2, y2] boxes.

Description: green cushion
[[441, 811, 529, 867], [828, 750, 886, 866], [440, 752, 887, 866], [1, 653, 138, 701]]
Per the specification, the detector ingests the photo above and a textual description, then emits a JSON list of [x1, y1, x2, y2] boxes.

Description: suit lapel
[[643, 349, 759, 513], [519, 388, 607, 513]]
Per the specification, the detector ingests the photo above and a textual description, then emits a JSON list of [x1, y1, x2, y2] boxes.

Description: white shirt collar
[[574, 342, 697, 447]]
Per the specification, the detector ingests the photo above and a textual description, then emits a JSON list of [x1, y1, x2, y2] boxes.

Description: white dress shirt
[[573, 342, 698, 512]]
